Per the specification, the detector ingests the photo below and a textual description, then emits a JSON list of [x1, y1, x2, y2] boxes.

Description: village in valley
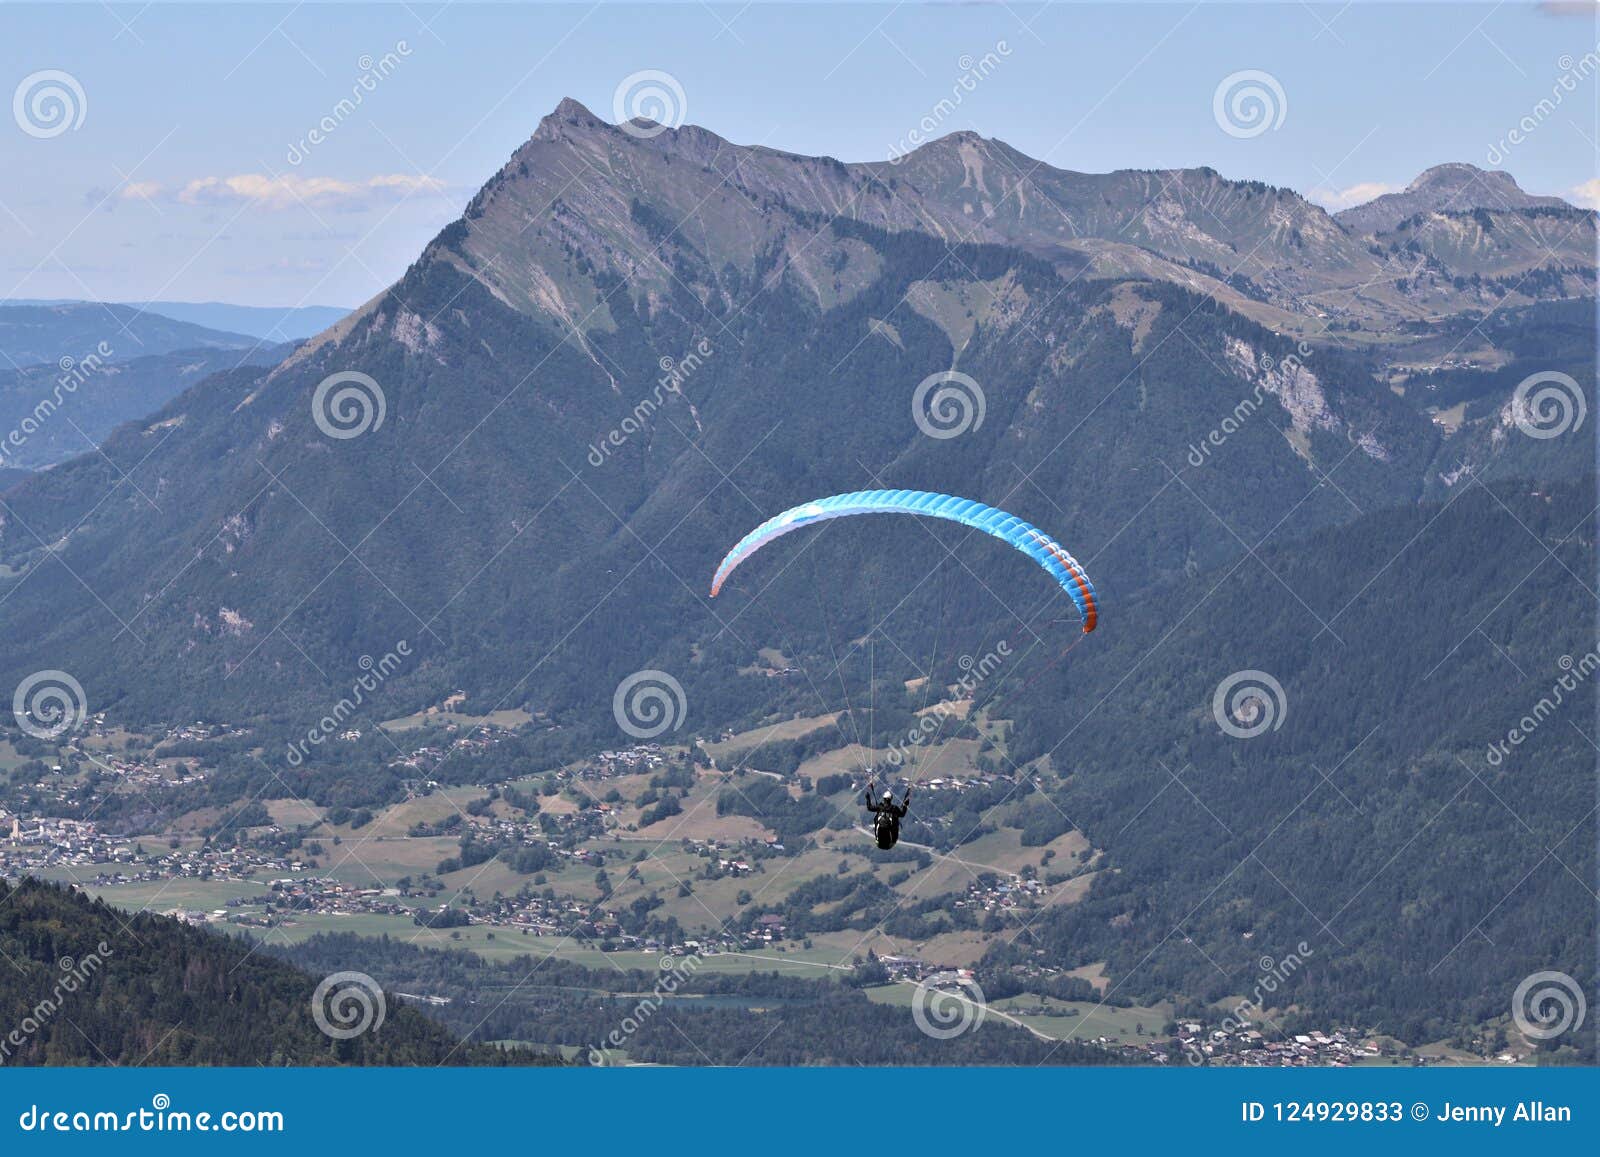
[[0, 696, 1530, 1068]]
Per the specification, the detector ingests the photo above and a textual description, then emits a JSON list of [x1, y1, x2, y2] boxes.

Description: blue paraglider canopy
[[709, 489, 1097, 633]]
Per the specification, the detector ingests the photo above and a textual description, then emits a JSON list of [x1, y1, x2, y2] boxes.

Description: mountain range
[[0, 100, 1591, 1044], [0, 303, 302, 475], [2, 300, 349, 347], [399, 98, 1594, 358], [0, 302, 259, 368], [0, 98, 1588, 719], [0, 343, 291, 473]]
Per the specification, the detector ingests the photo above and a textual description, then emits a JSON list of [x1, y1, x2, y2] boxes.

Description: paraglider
[[864, 781, 912, 849], [710, 489, 1096, 856], [709, 489, 1098, 632]]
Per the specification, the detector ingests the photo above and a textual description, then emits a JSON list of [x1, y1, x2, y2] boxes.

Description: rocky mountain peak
[[344, 101, 1592, 360], [1337, 161, 1573, 234], [531, 96, 608, 142]]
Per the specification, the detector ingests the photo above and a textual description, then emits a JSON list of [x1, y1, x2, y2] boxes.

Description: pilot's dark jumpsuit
[[865, 789, 910, 850]]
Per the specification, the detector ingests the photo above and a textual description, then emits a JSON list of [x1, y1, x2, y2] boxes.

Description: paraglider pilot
[[864, 780, 912, 850]]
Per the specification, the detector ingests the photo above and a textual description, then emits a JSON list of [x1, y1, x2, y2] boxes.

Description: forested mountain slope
[[994, 475, 1596, 1051], [0, 101, 1588, 735], [0, 878, 545, 1065]]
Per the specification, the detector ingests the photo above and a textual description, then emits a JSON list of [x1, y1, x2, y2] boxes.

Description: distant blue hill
[[0, 302, 258, 368], [0, 340, 291, 470], [2, 299, 350, 344], [119, 300, 350, 343]]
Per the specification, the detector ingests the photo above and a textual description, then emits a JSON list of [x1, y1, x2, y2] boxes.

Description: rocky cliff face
[[403, 101, 1592, 355]]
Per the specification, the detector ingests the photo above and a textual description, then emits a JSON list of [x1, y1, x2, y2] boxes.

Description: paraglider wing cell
[[708, 489, 1097, 632]]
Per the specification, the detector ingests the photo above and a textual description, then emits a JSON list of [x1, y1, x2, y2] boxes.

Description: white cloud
[[120, 173, 446, 211], [1566, 179, 1600, 209], [1305, 181, 1398, 212]]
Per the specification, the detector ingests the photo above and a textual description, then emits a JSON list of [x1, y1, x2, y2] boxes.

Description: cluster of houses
[[581, 744, 672, 777], [251, 876, 412, 917], [9, 718, 227, 807], [149, 874, 605, 940], [918, 775, 999, 793], [91, 753, 207, 791], [953, 874, 1050, 915], [476, 893, 608, 936], [684, 835, 784, 857], [159, 720, 249, 743], [0, 813, 299, 882], [877, 954, 938, 980], [387, 723, 521, 773], [1168, 1025, 1392, 1067], [750, 913, 786, 942]]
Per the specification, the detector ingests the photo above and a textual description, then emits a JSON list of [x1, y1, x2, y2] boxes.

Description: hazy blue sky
[[2, 2, 1595, 308]]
